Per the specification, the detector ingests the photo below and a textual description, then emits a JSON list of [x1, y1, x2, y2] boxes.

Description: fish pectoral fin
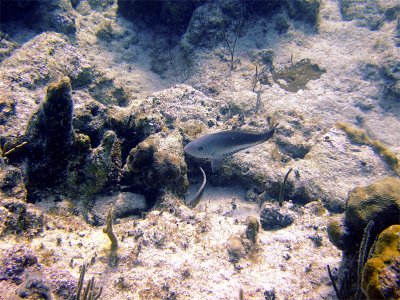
[[211, 158, 222, 173]]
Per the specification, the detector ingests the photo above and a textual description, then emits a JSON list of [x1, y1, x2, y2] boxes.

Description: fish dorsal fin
[[211, 157, 222, 173]]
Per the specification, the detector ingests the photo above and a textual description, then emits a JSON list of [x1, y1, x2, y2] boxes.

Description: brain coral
[[345, 177, 400, 239]]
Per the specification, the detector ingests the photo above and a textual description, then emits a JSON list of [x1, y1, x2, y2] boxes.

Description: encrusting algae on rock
[[336, 122, 400, 175]]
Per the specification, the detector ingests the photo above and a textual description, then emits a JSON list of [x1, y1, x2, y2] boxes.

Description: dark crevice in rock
[[117, 0, 206, 35], [1, 0, 77, 36], [0, 1, 38, 23]]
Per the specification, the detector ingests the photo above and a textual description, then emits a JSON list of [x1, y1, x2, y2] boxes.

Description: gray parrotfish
[[184, 124, 278, 172]]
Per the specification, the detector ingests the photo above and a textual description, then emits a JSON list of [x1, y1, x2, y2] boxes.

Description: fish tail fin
[[261, 123, 279, 141]]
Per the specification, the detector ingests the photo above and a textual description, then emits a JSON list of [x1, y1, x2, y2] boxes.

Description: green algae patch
[[361, 224, 400, 299], [370, 140, 399, 172], [336, 122, 371, 144], [337, 122, 400, 175], [272, 59, 326, 92]]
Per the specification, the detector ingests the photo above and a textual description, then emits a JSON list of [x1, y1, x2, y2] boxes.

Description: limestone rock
[[339, 0, 399, 30], [67, 130, 122, 199], [44, 268, 76, 300], [180, 2, 225, 50], [0, 32, 131, 147], [91, 192, 147, 225], [0, 33, 18, 62], [25, 76, 74, 190], [259, 203, 295, 230], [286, 0, 320, 26], [227, 235, 246, 263], [73, 91, 109, 147], [124, 131, 188, 198], [17, 272, 52, 299], [0, 246, 39, 283], [147, 84, 222, 127], [220, 90, 259, 116], [0, 166, 27, 200], [37, 0, 77, 35], [0, 198, 44, 237], [1, 0, 76, 35]]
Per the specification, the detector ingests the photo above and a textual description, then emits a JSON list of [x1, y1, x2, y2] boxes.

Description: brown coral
[[361, 225, 400, 299], [345, 177, 400, 239]]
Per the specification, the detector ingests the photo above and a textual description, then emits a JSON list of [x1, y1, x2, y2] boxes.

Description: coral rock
[[0, 246, 38, 283], [362, 224, 400, 299], [125, 138, 156, 173], [25, 76, 74, 189], [124, 132, 188, 197], [345, 177, 400, 239], [91, 192, 147, 225], [245, 216, 260, 244], [328, 177, 400, 252], [18, 272, 52, 300], [260, 203, 295, 230], [0, 198, 44, 237], [227, 235, 245, 263], [339, 0, 396, 30], [327, 217, 352, 251], [71, 130, 122, 198], [0, 166, 27, 200], [117, 0, 203, 34]]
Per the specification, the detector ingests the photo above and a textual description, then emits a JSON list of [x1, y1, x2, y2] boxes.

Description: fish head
[[184, 139, 213, 159]]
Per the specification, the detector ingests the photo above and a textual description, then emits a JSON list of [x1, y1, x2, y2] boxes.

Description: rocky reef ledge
[[0, 0, 399, 298]]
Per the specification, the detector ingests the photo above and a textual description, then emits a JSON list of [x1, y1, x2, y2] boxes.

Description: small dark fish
[[184, 124, 278, 172]]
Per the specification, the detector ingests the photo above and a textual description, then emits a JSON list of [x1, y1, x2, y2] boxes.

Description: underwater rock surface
[[327, 177, 400, 299], [90, 192, 147, 225], [259, 203, 295, 230], [124, 130, 189, 199], [117, 0, 204, 34], [25, 76, 74, 190], [0, 0, 77, 35], [339, 0, 399, 30], [0, 0, 399, 298]]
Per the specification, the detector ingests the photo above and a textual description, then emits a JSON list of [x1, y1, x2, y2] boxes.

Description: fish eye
[[198, 146, 203, 151]]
